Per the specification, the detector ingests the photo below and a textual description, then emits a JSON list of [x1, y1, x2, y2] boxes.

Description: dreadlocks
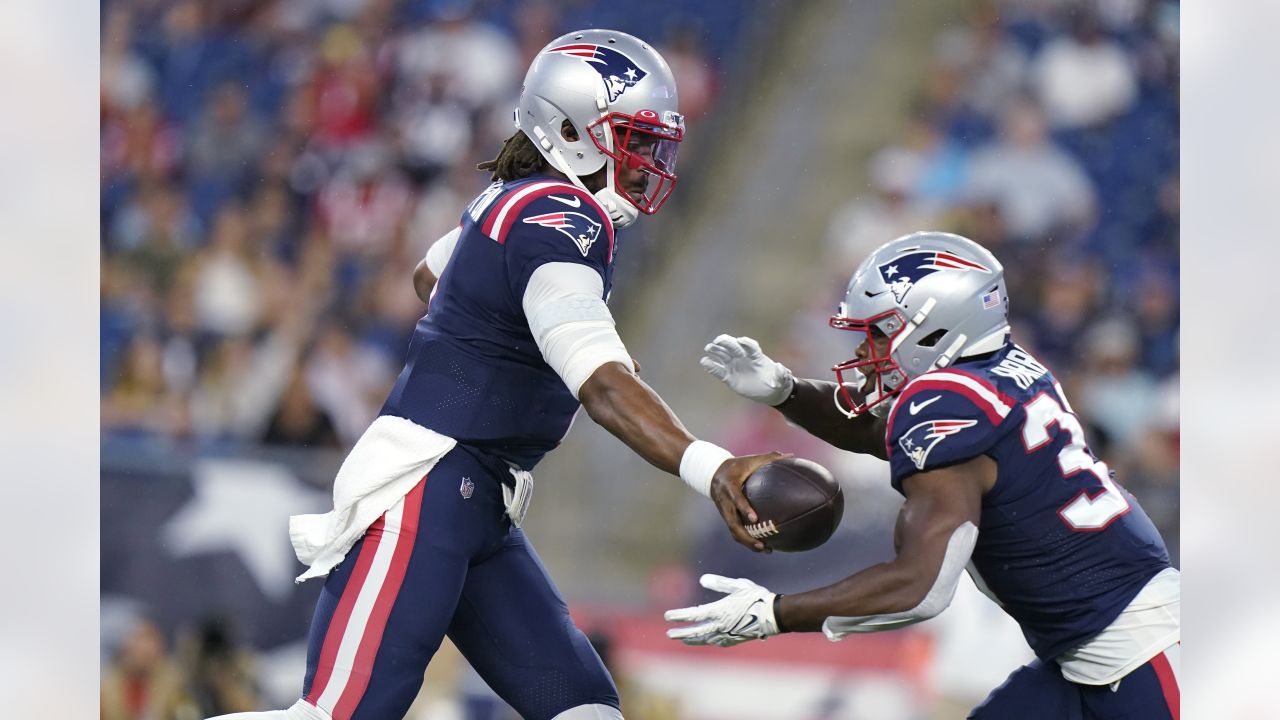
[[476, 130, 549, 182]]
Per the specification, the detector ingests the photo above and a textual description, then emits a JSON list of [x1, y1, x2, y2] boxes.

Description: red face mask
[[587, 108, 683, 214], [828, 308, 909, 417]]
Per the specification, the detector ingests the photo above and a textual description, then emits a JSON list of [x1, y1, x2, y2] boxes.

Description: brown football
[[742, 458, 844, 552]]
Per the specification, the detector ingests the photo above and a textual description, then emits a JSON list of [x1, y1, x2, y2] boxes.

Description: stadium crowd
[[100, 0, 1178, 717]]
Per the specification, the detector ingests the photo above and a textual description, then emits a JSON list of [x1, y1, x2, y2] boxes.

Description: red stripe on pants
[[305, 518, 386, 706], [1149, 650, 1180, 720], [331, 478, 427, 718]]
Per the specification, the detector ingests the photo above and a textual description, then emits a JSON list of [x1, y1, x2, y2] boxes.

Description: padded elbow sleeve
[[822, 521, 978, 640], [524, 263, 633, 398]]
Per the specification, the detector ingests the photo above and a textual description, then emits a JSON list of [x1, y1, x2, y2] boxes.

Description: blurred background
[[99, 0, 1178, 718]]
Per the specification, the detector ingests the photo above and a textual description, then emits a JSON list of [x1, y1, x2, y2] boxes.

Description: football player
[[210, 30, 780, 720], [665, 232, 1180, 718]]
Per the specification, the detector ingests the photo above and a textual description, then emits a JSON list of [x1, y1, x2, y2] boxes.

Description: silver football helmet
[[516, 29, 684, 229], [829, 232, 1011, 417]]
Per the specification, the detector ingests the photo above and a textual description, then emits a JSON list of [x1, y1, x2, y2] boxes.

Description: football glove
[[700, 335, 794, 407], [664, 574, 779, 647]]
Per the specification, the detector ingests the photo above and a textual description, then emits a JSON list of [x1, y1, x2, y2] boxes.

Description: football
[[742, 458, 844, 552]]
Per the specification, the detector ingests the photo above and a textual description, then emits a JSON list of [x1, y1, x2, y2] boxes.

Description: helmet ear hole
[[917, 329, 948, 348], [560, 120, 580, 142]]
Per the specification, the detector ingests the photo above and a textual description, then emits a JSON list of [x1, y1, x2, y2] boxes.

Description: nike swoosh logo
[[730, 613, 759, 636], [548, 194, 581, 208], [909, 395, 942, 415], [729, 599, 766, 636]]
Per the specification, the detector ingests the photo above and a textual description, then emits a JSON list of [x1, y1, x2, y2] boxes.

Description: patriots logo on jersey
[[898, 419, 978, 470], [523, 211, 602, 256], [548, 44, 647, 102], [879, 251, 992, 303]]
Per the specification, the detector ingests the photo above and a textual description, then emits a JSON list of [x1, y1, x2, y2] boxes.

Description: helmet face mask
[[828, 232, 1011, 418], [586, 108, 683, 214], [829, 309, 908, 418], [515, 29, 682, 225]]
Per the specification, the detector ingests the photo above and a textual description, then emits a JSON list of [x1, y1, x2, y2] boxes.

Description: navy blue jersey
[[884, 344, 1170, 661], [381, 175, 617, 470]]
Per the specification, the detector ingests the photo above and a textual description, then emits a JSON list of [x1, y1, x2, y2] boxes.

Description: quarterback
[[666, 232, 1180, 718], [211, 29, 780, 720]]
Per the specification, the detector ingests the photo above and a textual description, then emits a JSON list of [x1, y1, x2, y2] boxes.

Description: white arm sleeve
[[822, 521, 978, 640], [523, 262, 633, 399], [424, 226, 462, 277]]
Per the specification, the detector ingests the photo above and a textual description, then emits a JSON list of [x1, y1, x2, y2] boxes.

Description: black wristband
[[773, 594, 788, 633]]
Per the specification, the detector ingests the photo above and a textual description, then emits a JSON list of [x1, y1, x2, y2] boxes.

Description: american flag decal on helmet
[[879, 250, 993, 303], [982, 288, 1002, 309]]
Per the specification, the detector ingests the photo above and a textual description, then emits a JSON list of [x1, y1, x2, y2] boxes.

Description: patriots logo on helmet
[[523, 211, 602, 256], [898, 419, 978, 471], [549, 44, 648, 102], [878, 251, 992, 303]]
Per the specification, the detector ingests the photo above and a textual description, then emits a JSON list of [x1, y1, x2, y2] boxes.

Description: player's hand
[[710, 451, 789, 553], [700, 335, 794, 406], [665, 574, 780, 647]]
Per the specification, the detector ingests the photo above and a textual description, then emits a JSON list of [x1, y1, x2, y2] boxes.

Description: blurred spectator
[[407, 162, 481, 249], [394, 72, 474, 183], [189, 318, 310, 440], [1023, 259, 1101, 372], [825, 147, 940, 276], [110, 179, 202, 260], [317, 141, 414, 256], [934, 1, 1028, 123], [1131, 270, 1179, 378], [964, 97, 1095, 240], [101, 617, 195, 720], [191, 205, 265, 337], [897, 102, 969, 206], [180, 617, 262, 716], [102, 6, 156, 115], [102, 334, 170, 434], [308, 23, 382, 151], [304, 322, 397, 444], [396, 2, 520, 111], [187, 81, 268, 189], [1076, 316, 1158, 449], [1032, 8, 1137, 129], [157, 0, 215, 124], [261, 363, 342, 448]]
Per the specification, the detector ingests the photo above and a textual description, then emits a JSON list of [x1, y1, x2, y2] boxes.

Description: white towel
[[289, 415, 456, 582]]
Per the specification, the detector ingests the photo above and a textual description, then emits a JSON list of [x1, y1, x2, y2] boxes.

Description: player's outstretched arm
[[700, 334, 887, 458], [664, 455, 992, 646], [774, 378, 887, 459], [578, 362, 786, 552]]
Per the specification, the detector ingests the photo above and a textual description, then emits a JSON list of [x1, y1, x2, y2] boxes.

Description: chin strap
[[532, 125, 640, 230], [594, 186, 640, 229]]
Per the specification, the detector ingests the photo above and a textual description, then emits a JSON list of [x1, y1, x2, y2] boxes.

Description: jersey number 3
[[1021, 392, 1131, 531]]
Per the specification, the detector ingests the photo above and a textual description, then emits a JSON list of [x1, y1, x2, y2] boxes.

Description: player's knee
[[550, 703, 624, 720]]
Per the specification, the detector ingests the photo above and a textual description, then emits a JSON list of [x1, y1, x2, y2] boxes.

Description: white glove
[[700, 335, 795, 406], [664, 574, 780, 647]]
